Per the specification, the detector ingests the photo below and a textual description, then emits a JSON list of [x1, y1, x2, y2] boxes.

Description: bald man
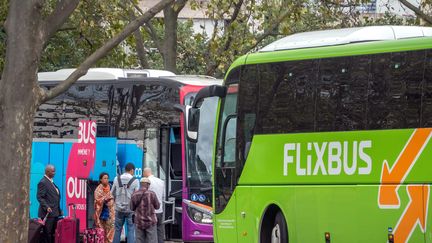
[[37, 165, 61, 243], [143, 168, 165, 243]]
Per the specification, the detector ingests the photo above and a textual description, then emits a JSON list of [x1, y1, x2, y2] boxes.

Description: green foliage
[[362, 11, 417, 26], [0, 0, 430, 76], [39, 0, 139, 71], [0, 1, 8, 72]]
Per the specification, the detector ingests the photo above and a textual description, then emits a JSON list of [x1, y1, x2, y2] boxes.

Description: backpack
[[115, 176, 137, 212]]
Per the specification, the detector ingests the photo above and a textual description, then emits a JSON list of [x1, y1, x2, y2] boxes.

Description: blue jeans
[[113, 211, 135, 243]]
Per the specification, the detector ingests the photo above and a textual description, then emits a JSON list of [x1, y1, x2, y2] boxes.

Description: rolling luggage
[[28, 213, 49, 243], [55, 204, 80, 243], [82, 228, 105, 243]]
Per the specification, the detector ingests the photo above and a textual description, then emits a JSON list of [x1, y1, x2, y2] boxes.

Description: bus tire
[[260, 207, 288, 243], [272, 211, 288, 243]]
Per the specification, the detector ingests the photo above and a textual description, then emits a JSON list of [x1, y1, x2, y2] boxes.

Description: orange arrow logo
[[378, 128, 432, 208], [393, 185, 429, 243]]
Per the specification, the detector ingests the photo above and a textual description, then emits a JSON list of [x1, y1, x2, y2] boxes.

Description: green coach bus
[[187, 26, 432, 243]]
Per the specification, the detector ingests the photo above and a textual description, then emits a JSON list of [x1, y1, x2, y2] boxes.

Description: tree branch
[[39, 0, 175, 103], [132, 0, 145, 15], [322, 0, 360, 8], [227, 0, 244, 25], [42, 0, 80, 43], [122, 6, 151, 69], [144, 21, 164, 53], [134, 28, 150, 68], [247, 9, 291, 52], [173, 0, 188, 14], [206, 0, 244, 74], [399, 0, 432, 24]]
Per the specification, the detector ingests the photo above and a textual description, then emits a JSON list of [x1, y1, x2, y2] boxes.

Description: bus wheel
[[271, 211, 288, 243]]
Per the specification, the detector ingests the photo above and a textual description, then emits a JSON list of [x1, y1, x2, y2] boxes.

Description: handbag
[[99, 203, 110, 221]]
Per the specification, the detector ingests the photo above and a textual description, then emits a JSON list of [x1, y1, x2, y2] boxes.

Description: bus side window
[[113, 86, 131, 138], [316, 57, 349, 131], [238, 65, 259, 164], [256, 60, 317, 134], [422, 50, 432, 127], [335, 55, 369, 131], [62, 84, 94, 138], [368, 50, 425, 129], [34, 86, 64, 138], [93, 84, 114, 125]]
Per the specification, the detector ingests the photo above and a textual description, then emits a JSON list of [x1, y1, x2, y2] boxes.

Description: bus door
[[160, 125, 182, 240], [29, 142, 67, 218], [30, 142, 50, 218]]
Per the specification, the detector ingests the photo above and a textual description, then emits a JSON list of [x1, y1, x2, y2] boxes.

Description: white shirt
[[148, 175, 165, 214]]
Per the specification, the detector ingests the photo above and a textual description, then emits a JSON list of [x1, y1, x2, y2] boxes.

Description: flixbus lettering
[[283, 140, 372, 176]]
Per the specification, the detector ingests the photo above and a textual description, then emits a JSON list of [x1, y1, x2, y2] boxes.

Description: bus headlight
[[188, 207, 213, 224], [192, 209, 203, 222]]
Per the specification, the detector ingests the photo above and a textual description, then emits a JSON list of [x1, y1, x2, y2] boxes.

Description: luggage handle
[[42, 212, 49, 224], [68, 203, 77, 219]]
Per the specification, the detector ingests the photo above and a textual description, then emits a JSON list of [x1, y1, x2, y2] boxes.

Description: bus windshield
[[186, 97, 218, 205]]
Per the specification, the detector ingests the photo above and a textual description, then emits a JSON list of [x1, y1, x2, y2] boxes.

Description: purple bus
[[177, 84, 220, 242]]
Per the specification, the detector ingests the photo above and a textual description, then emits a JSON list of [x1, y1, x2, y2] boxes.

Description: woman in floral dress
[[94, 172, 115, 243]]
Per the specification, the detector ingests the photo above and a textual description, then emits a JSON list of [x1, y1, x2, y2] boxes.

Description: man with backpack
[[111, 163, 139, 243]]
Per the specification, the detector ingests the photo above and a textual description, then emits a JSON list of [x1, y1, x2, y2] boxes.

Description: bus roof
[[259, 25, 432, 52], [225, 26, 432, 76], [38, 68, 176, 82], [38, 68, 222, 87], [164, 75, 222, 86]]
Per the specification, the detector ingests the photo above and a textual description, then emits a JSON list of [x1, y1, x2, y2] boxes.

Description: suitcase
[[55, 204, 80, 243], [28, 218, 48, 243], [82, 228, 105, 243], [28, 213, 49, 243]]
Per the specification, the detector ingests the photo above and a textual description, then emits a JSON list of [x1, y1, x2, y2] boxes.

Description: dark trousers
[[136, 225, 157, 243], [156, 213, 165, 243], [45, 217, 58, 243]]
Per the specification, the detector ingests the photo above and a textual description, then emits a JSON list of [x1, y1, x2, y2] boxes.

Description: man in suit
[[37, 165, 61, 243]]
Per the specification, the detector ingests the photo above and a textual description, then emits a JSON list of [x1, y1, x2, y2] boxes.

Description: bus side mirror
[[186, 105, 200, 142], [192, 85, 226, 108]]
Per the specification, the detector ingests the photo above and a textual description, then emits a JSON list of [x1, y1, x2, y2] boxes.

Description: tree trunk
[[163, 6, 179, 73], [134, 29, 151, 69], [0, 1, 44, 242], [0, 0, 175, 241]]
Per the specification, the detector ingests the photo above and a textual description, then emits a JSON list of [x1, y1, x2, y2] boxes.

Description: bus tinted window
[[340, 55, 369, 130], [34, 86, 64, 138], [368, 51, 425, 129], [215, 68, 239, 214], [252, 50, 427, 134], [404, 51, 424, 127], [423, 50, 432, 127], [238, 65, 259, 163], [62, 85, 94, 138], [257, 60, 317, 134]]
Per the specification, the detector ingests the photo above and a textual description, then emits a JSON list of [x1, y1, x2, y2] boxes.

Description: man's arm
[[130, 193, 137, 211], [36, 181, 50, 211], [153, 192, 160, 210], [111, 177, 117, 199], [131, 179, 139, 192], [162, 180, 166, 201]]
